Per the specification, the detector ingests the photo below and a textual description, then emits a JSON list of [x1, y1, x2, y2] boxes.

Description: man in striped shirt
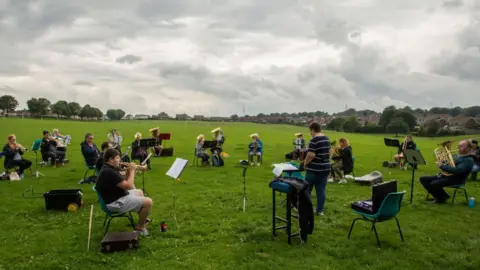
[[304, 122, 331, 215]]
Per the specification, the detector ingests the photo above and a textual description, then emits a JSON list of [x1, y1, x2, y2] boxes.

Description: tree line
[[0, 95, 126, 120]]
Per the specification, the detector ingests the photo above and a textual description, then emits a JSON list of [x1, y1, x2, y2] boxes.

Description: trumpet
[[119, 162, 148, 173], [11, 142, 28, 152]]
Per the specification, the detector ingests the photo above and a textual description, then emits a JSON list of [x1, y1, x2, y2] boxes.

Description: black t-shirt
[[96, 163, 128, 204]]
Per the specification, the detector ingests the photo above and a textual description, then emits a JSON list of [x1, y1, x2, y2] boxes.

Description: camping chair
[[93, 185, 136, 236], [425, 184, 468, 205], [348, 191, 406, 247]]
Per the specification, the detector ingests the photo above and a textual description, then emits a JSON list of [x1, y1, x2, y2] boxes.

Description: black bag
[[212, 153, 224, 167], [101, 231, 139, 252], [160, 147, 174, 157]]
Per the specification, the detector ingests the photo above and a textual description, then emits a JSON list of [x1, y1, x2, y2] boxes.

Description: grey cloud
[[73, 80, 94, 86], [443, 0, 463, 8], [116, 54, 142, 64], [429, 47, 480, 81]]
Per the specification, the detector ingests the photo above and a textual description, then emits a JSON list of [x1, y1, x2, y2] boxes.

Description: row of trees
[[0, 95, 126, 120]]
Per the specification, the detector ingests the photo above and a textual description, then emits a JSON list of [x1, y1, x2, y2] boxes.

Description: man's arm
[[118, 165, 136, 190], [440, 158, 474, 175]]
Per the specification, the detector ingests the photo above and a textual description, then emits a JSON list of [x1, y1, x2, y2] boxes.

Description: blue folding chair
[[348, 191, 406, 247], [92, 185, 136, 236]]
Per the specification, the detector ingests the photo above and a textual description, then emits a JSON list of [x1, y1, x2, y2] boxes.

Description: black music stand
[[139, 138, 157, 148], [166, 158, 188, 229], [239, 160, 253, 212], [384, 138, 401, 161], [404, 149, 426, 204], [202, 140, 217, 149], [139, 154, 152, 197]]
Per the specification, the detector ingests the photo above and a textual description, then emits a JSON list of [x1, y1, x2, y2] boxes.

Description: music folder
[[384, 138, 400, 148], [202, 140, 217, 148], [159, 133, 171, 140], [137, 139, 157, 148]]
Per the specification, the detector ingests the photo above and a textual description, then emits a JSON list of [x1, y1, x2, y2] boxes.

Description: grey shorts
[[106, 189, 145, 213], [249, 151, 262, 156]]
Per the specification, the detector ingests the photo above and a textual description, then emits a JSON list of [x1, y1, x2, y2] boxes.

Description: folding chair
[[425, 184, 468, 205], [93, 185, 136, 236], [348, 191, 406, 247], [192, 147, 202, 166]]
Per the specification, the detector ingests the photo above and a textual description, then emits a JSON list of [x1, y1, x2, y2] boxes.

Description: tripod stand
[[240, 165, 254, 212]]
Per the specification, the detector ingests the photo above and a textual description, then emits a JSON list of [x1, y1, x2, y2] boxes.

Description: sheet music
[[272, 163, 299, 172], [272, 167, 284, 177], [166, 158, 188, 179]]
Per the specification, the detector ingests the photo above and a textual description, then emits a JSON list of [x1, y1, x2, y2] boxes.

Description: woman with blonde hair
[[330, 137, 353, 184], [131, 132, 150, 170], [2, 134, 32, 179], [195, 134, 210, 166]]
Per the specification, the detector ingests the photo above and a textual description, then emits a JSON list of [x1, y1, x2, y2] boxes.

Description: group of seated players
[[194, 127, 226, 166]]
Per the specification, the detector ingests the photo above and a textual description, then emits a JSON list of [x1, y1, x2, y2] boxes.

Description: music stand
[[139, 138, 157, 148], [139, 153, 152, 197], [404, 149, 426, 204], [202, 140, 216, 149], [159, 133, 171, 147], [166, 158, 188, 229], [239, 160, 253, 212], [384, 138, 401, 162]]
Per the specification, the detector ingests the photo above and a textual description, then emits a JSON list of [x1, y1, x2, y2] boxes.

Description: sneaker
[[338, 179, 347, 184], [250, 162, 254, 166], [136, 227, 149, 236], [316, 212, 324, 216], [20, 173, 24, 180], [327, 178, 334, 183]]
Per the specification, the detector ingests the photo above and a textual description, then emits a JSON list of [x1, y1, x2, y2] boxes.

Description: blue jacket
[[248, 140, 263, 154], [440, 155, 474, 183], [81, 141, 100, 167], [2, 144, 25, 168]]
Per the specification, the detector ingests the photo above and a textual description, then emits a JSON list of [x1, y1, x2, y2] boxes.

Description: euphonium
[[434, 140, 455, 176], [119, 162, 148, 173], [330, 140, 341, 157]]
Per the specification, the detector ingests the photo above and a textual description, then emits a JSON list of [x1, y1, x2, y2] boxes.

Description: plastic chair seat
[[270, 182, 293, 193]]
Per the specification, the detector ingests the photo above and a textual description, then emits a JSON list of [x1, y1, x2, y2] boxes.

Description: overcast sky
[[0, 0, 479, 116]]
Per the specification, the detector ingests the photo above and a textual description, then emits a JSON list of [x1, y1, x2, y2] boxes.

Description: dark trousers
[[43, 150, 65, 164], [9, 160, 32, 174], [420, 174, 461, 202], [197, 153, 210, 164], [305, 170, 330, 213]]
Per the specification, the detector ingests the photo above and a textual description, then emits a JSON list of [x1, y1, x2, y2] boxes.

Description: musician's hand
[[436, 161, 443, 167], [128, 162, 137, 171]]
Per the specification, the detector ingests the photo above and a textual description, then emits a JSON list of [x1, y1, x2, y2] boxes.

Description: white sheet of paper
[[166, 158, 188, 179], [272, 167, 283, 177], [272, 163, 299, 171]]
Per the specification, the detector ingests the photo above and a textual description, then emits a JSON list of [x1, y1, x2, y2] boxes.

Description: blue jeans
[[471, 164, 480, 180], [305, 170, 330, 213]]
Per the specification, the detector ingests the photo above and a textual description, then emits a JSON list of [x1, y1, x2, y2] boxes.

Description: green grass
[[0, 118, 479, 270]]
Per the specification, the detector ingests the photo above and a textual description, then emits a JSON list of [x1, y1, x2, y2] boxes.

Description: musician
[[41, 131, 66, 166], [331, 138, 353, 184], [52, 128, 71, 148], [96, 148, 153, 236], [303, 121, 331, 216], [95, 142, 113, 171], [248, 133, 263, 166], [2, 134, 32, 179], [210, 127, 225, 155], [292, 133, 306, 160], [195, 134, 210, 166], [132, 132, 151, 169], [393, 135, 417, 169], [470, 139, 480, 180], [108, 129, 122, 154], [80, 133, 100, 168], [146, 127, 163, 157], [420, 140, 474, 204]]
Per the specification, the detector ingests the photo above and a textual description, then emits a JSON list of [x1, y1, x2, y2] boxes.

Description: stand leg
[[241, 175, 253, 212], [172, 179, 179, 229], [142, 173, 148, 197], [410, 166, 415, 204], [272, 189, 276, 236]]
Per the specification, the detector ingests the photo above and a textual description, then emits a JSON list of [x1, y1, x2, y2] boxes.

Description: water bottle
[[468, 197, 475, 208]]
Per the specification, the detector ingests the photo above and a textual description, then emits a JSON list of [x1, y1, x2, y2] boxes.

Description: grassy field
[[0, 118, 478, 270]]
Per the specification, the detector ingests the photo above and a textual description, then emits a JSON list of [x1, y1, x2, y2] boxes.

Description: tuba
[[434, 140, 455, 176]]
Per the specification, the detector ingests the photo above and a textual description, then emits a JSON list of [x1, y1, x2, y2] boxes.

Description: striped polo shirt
[[306, 135, 331, 172]]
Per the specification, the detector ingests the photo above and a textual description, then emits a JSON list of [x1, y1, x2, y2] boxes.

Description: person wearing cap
[[248, 133, 263, 166], [132, 132, 151, 169], [195, 134, 210, 166], [149, 127, 164, 156], [80, 133, 100, 168], [40, 130, 66, 166], [470, 139, 480, 180]]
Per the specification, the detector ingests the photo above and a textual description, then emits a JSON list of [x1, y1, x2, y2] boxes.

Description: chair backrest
[[376, 191, 406, 220], [92, 185, 112, 215], [372, 180, 397, 212]]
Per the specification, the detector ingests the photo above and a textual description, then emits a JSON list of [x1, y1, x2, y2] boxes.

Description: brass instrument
[[119, 162, 148, 174], [13, 142, 27, 152], [434, 140, 455, 176], [252, 140, 258, 153], [330, 140, 341, 157]]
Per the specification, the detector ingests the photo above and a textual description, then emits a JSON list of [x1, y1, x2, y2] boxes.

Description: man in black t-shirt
[[96, 148, 153, 236]]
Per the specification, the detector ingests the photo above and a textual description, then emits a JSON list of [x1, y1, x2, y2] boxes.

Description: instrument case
[[43, 189, 83, 211], [101, 231, 139, 252]]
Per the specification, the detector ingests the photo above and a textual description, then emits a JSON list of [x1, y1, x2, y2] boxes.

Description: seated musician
[[393, 135, 417, 169], [95, 142, 113, 171], [80, 133, 100, 168], [470, 140, 480, 181], [149, 127, 164, 156], [2, 134, 32, 179], [248, 133, 263, 166], [292, 133, 306, 160], [107, 129, 122, 154], [330, 138, 353, 184], [132, 132, 151, 170], [210, 127, 225, 155], [420, 140, 474, 204], [96, 148, 153, 236], [195, 134, 210, 166], [40, 131, 66, 166]]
